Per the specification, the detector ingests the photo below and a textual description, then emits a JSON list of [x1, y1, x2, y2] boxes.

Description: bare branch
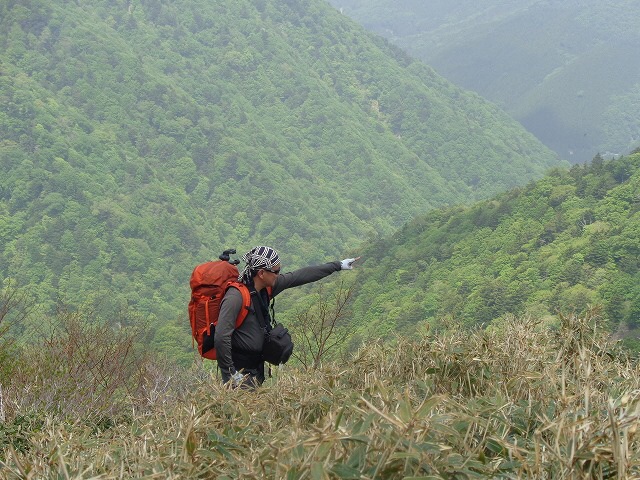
[[291, 281, 356, 370], [0, 280, 34, 326]]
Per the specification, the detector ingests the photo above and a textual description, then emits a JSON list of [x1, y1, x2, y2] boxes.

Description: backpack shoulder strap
[[226, 281, 252, 328]]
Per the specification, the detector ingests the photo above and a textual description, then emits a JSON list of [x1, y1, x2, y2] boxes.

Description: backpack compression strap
[[225, 281, 253, 328], [225, 282, 273, 328]]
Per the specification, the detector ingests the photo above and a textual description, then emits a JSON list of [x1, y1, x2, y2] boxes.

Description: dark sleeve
[[214, 288, 243, 375], [271, 261, 341, 297]]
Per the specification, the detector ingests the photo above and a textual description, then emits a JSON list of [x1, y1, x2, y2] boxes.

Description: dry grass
[[1, 308, 639, 479]]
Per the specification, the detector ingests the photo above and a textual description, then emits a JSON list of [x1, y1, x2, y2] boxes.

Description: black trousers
[[221, 352, 265, 389]]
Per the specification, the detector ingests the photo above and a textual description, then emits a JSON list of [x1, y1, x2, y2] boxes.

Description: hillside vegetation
[[330, 0, 640, 161], [0, 0, 561, 335], [1, 308, 639, 478], [344, 151, 640, 346]]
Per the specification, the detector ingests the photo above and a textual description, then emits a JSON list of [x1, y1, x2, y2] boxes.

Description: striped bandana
[[238, 246, 281, 283]]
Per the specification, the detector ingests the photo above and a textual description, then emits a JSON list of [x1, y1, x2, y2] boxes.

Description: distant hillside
[[0, 0, 561, 331], [347, 151, 640, 342], [329, 0, 640, 162]]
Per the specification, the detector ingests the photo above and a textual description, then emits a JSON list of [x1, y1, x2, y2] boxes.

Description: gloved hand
[[340, 257, 361, 270], [231, 371, 246, 387]]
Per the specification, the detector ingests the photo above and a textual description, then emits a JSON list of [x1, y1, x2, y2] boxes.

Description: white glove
[[340, 257, 360, 270], [231, 371, 245, 387]]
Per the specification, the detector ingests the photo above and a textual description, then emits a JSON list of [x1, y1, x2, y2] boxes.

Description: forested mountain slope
[[329, 0, 640, 162], [348, 151, 640, 343], [0, 0, 562, 329]]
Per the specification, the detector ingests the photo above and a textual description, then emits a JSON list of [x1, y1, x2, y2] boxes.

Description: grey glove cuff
[[340, 258, 358, 270], [231, 371, 245, 386]]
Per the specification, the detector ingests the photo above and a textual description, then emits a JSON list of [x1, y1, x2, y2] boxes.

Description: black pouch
[[262, 323, 294, 365], [201, 324, 215, 354]]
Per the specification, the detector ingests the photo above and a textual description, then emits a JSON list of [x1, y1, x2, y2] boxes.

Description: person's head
[[238, 246, 281, 290]]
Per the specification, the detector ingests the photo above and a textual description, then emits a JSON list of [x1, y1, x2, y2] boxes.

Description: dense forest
[[329, 0, 640, 162], [343, 151, 640, 349], [0, 0, 562, 354], [1, 1, 639, 475]]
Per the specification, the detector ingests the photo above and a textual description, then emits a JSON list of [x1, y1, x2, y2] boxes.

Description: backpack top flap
[[190, 260, 239, 294]]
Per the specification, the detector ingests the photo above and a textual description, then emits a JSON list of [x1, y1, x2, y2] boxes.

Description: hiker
[[214, 245, 359, 388]]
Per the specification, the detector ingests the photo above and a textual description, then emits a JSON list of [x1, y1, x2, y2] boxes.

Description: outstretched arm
[[271, 257, 361, 296]]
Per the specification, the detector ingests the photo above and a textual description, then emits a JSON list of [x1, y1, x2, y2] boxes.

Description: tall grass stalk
[[1, 309, 638, 478]]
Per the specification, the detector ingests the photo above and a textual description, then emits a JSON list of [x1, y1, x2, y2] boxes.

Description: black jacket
[[214, 261, 341, 374]]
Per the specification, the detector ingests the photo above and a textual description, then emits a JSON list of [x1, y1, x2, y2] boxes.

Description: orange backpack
[[188, 252, 251, 360]]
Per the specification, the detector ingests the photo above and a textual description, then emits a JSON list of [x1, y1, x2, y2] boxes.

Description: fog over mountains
[[329, 0, 640, 162]]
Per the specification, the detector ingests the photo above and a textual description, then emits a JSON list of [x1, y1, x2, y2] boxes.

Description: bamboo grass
[[1, 309, 639, 479]]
